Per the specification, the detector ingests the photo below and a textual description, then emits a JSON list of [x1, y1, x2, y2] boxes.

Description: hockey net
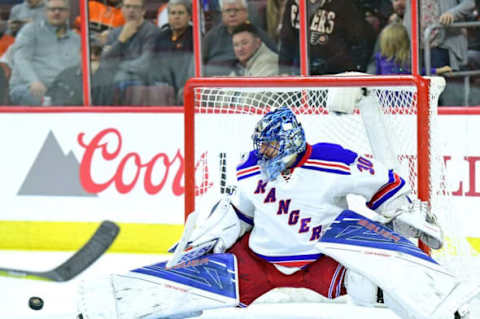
[[183, 75, 476, 302]]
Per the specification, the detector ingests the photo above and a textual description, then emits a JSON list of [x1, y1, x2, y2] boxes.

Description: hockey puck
[[28, 296, 44, 310]]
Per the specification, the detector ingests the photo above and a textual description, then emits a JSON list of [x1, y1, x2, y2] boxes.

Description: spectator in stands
[[365, 0, 406, 74], [90, 42, 103, 74], [0, 20, 14, 57], [0, 21, 15, 104], [7, 0, 44, 36], [374, 23, 452, 75], [46, 64, 82, 106], [229, 23, 278, 76], [0, 62, 9, 105], [154, 0, 193, 105], [97, 0, 160, 105], [0, 21, 11, 104], [389, 0, 405, 24], [202, 0, 222, 34], [354, 0, 393, 35], [74, 0, 125, 47], [46, 45, 104, 106], [403, 0, 475, 72], [155, 0, 169, 28], [202, 0, 276, 76], [160, 0, 192, 52], [266, 0, 286, 45], [467, 1, 480, 71], [8, 0, 80, 106], [278, 0, 376, 75]]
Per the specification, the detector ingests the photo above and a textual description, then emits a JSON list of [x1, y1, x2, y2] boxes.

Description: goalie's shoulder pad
[[237, 151, 253, 167], [309, 143, 358, 166], [237, 151, 258, 170]]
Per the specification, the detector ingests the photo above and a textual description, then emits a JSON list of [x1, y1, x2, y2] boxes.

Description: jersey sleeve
[[230, 151, 257, 227], [230, 188, 255, 228], [349, 154, 411, 212]]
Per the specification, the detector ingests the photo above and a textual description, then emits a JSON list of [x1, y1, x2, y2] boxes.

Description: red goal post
[[183, 74, 446, 254]]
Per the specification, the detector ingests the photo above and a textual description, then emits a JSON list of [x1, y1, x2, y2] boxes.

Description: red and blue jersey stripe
[[237, 165, 261, 181], [367, 169, 406, 210], [302, 159, 351, 175], [232, 204, 254, 225], [328, 264, 347, 298]]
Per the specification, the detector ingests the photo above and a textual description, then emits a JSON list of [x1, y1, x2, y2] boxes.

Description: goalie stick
[[219, 152, 236, 195], [326, 78, 439, 253], [0, 220, 120, 282]]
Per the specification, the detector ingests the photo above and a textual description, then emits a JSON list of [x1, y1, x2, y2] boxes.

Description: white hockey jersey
[[231, 142, 409, 274]]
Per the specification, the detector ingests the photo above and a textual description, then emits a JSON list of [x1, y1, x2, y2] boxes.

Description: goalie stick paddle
[[166, 210, 198, 269], [0, 220, 120, 282]]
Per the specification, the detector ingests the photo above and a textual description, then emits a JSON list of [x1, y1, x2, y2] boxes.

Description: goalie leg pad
[[77, 254, 239, 319], [317, 210, 478, 319], [430, 281, 480, 319], [77, 274, 118, 319], [344, 269, 414, 317], [344, 269, 378, 307], [383, 291, 412, 319]]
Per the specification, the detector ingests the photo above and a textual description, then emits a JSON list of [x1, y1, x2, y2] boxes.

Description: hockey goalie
[[77, 102, 480, 319]]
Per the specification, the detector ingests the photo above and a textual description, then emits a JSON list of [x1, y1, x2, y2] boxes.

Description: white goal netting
[[184, 76, 477, 299]]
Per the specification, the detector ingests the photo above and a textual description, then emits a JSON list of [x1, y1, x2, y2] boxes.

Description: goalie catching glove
[[391, 199, 444, 250], [377, 194, 444, 250]]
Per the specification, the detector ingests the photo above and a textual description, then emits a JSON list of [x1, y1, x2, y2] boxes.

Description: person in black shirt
[[278, 0, 377, 75], [154, 0, 193, 104]]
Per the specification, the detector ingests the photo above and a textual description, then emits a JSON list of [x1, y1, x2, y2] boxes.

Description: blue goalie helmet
[[252, 106, 306, 181]]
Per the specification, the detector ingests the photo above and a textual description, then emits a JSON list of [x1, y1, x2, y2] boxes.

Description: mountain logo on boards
[[18, 131, 96, 197]]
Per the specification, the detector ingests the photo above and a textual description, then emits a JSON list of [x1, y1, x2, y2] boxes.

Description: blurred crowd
[[0, 0, 479, 106]]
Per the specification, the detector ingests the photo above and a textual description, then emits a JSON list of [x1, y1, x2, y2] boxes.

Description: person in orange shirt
[[0, 21, 14, 57], [75, 0, 125, 46], [0, 20, 13, 105]]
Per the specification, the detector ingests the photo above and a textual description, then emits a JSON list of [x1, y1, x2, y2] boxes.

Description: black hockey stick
[[0, 220, 120, 282]]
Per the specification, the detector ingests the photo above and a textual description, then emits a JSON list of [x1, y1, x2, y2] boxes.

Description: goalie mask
[[252, 106, 306, 181]]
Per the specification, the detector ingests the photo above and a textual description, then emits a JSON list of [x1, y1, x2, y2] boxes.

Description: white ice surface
[[0, 250, 478, 319], [0, 251, 163, 319]]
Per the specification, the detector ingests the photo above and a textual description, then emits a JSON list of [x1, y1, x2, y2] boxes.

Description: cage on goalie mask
[[252, 106, 306, 181]]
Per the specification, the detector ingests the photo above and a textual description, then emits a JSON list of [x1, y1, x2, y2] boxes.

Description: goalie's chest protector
[[236, 143, 372, 266]]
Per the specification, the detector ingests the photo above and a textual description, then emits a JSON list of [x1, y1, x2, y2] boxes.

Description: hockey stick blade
[[0, 220, 120, 282]]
